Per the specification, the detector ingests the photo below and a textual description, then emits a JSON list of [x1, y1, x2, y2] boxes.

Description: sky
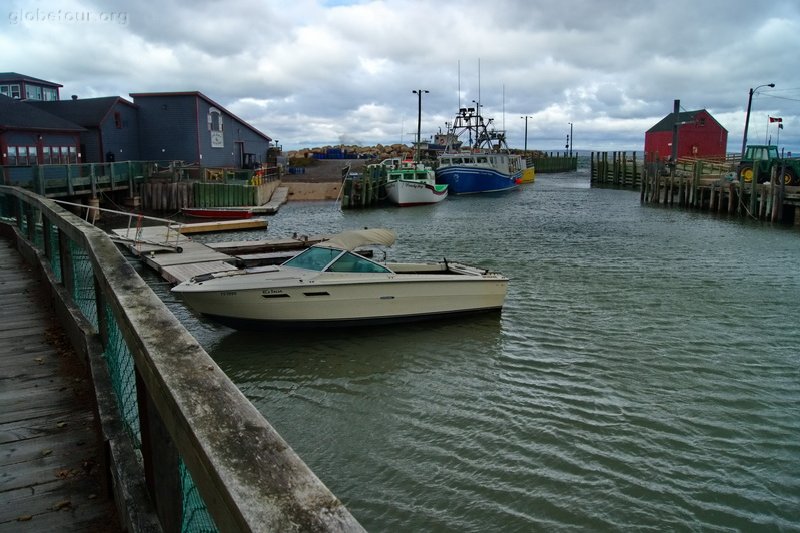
[[5, 0, 800, 154]]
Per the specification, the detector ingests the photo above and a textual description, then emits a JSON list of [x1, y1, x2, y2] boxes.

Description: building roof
[[29, 96, 137, 128], [647, 109, 727, 133], [0, 95, 85, 132], [0, 72, 63, 88], [130, 90, 272, 141]]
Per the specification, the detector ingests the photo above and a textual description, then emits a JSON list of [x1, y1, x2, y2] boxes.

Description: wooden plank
[[175, 219, 268, 234], [0, 477, 117, 531], [0, 239, 118, 532], [160, 261, 239, 284]]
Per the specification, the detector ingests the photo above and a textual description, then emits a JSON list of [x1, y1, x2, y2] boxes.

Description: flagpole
[[766, 116, 769, 143]]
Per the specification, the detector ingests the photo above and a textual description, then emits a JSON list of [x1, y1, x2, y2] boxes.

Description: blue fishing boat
[[435, 107, 530, 194]]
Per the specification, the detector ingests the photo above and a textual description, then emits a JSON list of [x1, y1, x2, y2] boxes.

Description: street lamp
[[520, 115, 531, 155], [741, 83, 775, 157], [413, 89, 429, 162], [568, 122, 573, 157]]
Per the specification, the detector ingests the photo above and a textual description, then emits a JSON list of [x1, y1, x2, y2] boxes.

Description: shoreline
[[282, 180, 342, 201]]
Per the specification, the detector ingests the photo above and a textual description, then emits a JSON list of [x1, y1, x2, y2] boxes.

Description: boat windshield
[[282, 246, 343, 271], [282, 246, 392, 274], [326, 251, 391, 273]]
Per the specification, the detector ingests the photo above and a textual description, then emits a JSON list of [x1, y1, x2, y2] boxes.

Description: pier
[[0, 185, 365, 532], [590, 151, 800, 225], [590, 151, 642, 188], [528, 153, 578, 173]]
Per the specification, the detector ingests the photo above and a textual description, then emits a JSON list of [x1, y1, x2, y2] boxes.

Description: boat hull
[[173, 272, 508, 330], [435, 166, 521, 194], [385, 180, 448, 206]]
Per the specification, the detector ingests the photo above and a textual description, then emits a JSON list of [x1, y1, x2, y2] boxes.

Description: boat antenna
[[458, 59, 461, 110], [477, 57, 481, 111]]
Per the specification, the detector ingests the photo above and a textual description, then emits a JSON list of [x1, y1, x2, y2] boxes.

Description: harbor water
[[149, 165, 800, 531]]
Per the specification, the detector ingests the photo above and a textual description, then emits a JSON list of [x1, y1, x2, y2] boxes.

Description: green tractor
[[737, 144, 800, 185]]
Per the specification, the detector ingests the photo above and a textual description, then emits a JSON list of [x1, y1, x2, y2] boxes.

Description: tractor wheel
[[785, 168, 799, 186], [737, 164, 754, 183]]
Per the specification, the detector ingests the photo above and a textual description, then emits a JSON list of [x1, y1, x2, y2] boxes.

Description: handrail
[[0, 185, 364, 533]]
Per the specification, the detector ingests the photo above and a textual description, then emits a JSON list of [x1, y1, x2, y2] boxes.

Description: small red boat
[[181, 207, 254, 220]]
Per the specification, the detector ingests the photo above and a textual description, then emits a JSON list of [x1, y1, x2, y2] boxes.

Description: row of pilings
[[590, 152, 800, 225]]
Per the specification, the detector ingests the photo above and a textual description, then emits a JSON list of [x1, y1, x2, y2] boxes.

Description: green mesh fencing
[[180, 459, 219, 533], [48, 222, 62, 283], [32, 208, 44, 250], [102, 304, 141, 447], [17, 197, 26, 234], [68, 238, 98, 328]]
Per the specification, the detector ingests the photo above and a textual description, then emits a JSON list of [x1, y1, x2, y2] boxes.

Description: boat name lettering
[[262, 289, 284, 295], [220, 291, 237, 296]]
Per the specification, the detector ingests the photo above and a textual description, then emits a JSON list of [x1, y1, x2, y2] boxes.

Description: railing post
[[67, 164, 75, 195], [137, 370, 183, 533], [91, 164, 98, 198], [42, 215, 53, 263], [58, 228, 75, 295], [36, 165, 45, 195]]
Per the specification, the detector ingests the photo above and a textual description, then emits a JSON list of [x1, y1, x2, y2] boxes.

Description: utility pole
[[520, 115, 531, 155], [413, 89, 429, 162]]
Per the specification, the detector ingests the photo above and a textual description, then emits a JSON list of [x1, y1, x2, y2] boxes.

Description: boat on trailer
[[171, 228, 508, 330]]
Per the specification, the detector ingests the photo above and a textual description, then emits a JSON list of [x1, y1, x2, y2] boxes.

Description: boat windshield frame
[[282, 246, 392, 274]]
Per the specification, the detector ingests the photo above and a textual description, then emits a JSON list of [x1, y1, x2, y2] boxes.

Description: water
[[149, 166, 800, 531]]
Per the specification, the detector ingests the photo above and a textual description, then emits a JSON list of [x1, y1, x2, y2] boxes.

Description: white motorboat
[[380, 158, 448, 206], [171, 229, 508, 329]]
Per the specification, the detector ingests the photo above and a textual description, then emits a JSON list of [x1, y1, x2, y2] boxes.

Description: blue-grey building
[[30, 96, 141, 163], [1, 73, 273, 169], [0, 72, 61, 101], [131, 91, 272, 168], [0, 95, 84, 167]]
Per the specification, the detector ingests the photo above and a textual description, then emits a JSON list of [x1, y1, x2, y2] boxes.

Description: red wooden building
[[644, 106, 728, 162]]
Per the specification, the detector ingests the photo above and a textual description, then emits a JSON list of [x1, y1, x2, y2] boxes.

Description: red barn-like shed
[[644, 108, 728, 162]]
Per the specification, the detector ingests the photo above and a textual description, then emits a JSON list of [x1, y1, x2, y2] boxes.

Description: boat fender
[[443, 257, 449, 271]]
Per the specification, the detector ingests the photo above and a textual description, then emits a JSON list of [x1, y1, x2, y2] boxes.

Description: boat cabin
[[439, 152, 523, 173]]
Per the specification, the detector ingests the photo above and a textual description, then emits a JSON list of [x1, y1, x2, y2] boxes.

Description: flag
[[779, 123, 784, 129], [769, 116, 783, 123]]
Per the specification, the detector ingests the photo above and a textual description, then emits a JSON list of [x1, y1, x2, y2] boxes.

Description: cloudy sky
[[5, 0, 800, 153]]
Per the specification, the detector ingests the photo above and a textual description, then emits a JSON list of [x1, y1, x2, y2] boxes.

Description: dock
[[114, 222, 330, 284], [0, 240, 118, 531]]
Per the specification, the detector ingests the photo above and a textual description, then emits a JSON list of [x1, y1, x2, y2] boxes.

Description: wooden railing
[[0, 186, 364, 533]]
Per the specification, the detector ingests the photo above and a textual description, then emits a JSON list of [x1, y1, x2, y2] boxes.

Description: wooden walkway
[[0, 239, 119, 532]]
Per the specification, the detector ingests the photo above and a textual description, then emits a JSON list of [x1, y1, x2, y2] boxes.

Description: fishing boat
[[381, 158, 449, 207], [171, 228, 508, 329], [435, 107, 530, 194], [181, 207, 254, 219]]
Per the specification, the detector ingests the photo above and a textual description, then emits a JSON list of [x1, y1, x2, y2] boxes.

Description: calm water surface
[[151, 166, 800, 531]]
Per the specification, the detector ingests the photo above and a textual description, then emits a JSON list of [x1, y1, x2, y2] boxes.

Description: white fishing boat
[[171, 228, 508, 329], [381, 158, 448, 206]]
